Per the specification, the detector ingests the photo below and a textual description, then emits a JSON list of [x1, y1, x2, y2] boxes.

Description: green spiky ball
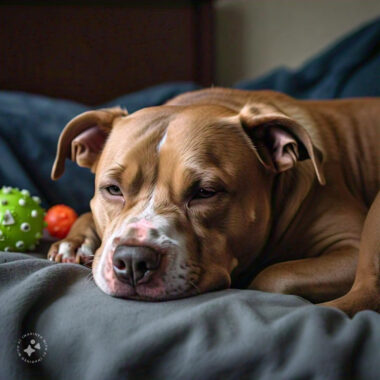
[[0, 186, 46, 252]]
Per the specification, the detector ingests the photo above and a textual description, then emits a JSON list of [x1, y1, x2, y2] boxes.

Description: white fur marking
[[58, 242, 72, 257], [157, 131, 168, 152], [79, 244, 94, 257]]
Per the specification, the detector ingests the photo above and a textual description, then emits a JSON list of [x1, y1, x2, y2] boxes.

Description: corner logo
[[17, 332, 48, 364]]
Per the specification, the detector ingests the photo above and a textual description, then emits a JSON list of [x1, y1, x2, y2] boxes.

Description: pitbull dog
[[48, 88, 380, 316]]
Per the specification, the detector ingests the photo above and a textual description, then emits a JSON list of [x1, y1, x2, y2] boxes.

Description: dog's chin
[[93, 271, 231, 301], [94, 275, 197, 301], [113, 288, 199, 302]]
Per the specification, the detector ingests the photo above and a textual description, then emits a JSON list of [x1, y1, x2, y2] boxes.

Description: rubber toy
[[45, 204, 78, 239], [0, 186, 46, 252]]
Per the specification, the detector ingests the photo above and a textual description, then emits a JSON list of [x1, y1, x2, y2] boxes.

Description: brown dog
[[48, 88, 380, 316]]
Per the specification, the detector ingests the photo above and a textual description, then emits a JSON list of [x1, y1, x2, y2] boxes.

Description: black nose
[[112, 245, 160, 286]]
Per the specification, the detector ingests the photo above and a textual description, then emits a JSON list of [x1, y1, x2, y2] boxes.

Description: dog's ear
[[240, 106, 325, 185], [51, 107, 127, 180]]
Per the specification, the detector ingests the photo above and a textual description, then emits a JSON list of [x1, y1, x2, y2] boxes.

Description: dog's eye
[[193, 187, 216, 199], [106, 185, 122, 196]]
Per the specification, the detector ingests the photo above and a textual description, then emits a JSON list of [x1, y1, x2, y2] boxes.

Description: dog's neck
[[231, 163, 318, 288], [270, 162, 318, 239]]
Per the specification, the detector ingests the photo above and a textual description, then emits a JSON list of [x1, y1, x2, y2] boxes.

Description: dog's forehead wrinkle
[[103, 163, 126, 180], [101, 128, 164, 191], [111, 111, 171, 150]]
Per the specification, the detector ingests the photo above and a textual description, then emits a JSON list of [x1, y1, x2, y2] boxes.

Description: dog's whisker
[[189, 280, 201, 295], [84, 270, 94, 283]]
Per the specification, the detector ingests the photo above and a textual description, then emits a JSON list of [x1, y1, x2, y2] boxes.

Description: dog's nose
[[112, 245, 160, 286]]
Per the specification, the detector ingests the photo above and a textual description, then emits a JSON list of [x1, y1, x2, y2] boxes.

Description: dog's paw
[[47, 237, 95, 266], [319, 285, 380, 317]]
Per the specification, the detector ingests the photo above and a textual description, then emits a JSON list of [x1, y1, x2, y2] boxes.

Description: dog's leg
[[320, 192, 380, 316], [249, 248, 358, 303], [47, 212, 100, 266]]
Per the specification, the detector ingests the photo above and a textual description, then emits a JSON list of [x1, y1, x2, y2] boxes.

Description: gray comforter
[[0, 251, 379, 380]]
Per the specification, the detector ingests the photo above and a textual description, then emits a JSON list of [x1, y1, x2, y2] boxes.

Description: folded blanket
[[1, 252, 379, 380]]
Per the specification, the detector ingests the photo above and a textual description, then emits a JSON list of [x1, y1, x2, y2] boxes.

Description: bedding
[[0, 252, 379, 380], [0, 16, 380, 380]]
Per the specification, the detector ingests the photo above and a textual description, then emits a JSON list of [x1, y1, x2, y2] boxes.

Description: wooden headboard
[[0, 0, 213, 105]]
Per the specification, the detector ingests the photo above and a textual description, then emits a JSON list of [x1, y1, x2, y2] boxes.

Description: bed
[[0, 4, 380, 379]]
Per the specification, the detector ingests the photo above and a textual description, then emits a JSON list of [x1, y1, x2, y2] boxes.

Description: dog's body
[[48, 88, 380, 315]]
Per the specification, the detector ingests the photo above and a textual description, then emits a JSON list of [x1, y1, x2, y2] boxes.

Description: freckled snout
[[112, 245, 161, 286], [128, 219, 158, 241]]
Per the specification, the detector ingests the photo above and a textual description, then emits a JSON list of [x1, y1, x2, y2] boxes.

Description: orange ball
[[45, 205, 78, 239]]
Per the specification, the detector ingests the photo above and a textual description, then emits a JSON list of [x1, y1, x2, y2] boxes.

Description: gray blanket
[[0, 252, 379, 380]]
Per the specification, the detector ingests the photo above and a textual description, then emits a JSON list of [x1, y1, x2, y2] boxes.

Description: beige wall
[[215, 0, 380, 85]]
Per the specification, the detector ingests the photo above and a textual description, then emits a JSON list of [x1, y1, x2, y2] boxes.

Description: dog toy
[[45, 204, 78, 239], [0, 186, 46, 252]]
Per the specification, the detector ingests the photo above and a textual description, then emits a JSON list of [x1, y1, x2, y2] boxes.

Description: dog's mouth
[[110, 282, 201, 302]]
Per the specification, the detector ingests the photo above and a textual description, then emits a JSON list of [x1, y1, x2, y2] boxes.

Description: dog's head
[[52, 91, 324, 300]]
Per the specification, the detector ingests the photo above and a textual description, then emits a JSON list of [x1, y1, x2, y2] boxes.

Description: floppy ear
[[51, 107, 127, 180], [240, 106, 325, 185]]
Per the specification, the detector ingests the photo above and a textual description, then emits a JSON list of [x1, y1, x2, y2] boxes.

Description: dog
[[48, 88, 380, 316]]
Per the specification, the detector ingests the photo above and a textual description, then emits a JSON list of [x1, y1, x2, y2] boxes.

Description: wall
[[215, 0, 380, 85]]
